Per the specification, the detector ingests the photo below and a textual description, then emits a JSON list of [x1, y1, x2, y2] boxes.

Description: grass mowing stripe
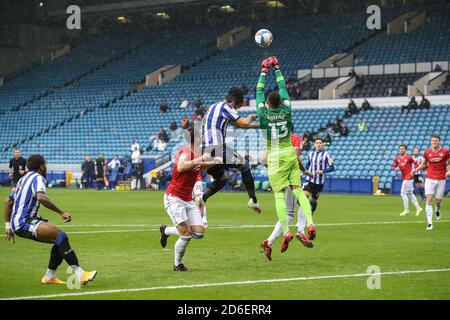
[[2, 268, 450, 300]]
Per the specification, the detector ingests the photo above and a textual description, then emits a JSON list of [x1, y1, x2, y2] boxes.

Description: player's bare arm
[[36, 193, 71, 223], [233, 114, 260, 129], [4, 197, 15, 243]]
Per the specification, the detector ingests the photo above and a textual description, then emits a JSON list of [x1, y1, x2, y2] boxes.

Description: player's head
[[314, 138, 324, 151], [413, 148, 420, 156], [27, 154, 46, 177], [225, 87, 244, 109], [266, 91, 281, 109], [399, 144, 407, 155], [431, 135, 441, 148], [13, 147, 21, 159]]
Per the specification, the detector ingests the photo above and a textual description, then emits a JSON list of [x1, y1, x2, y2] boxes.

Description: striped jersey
[[306, 150, 333, 185], [412, 155, 425, 176], [11, 172, 46, 231], [202, 101, 240, 148]]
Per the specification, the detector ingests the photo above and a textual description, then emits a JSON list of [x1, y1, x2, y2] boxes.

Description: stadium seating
[[354, 10, 450, 65], [342, 73, 426, 98]]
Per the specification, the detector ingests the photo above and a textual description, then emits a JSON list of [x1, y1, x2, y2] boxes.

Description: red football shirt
[[423, 147, 450, 180], [392, 155, 415, 180], [166, 146, 202, 201], [291, 134, 304, 155]]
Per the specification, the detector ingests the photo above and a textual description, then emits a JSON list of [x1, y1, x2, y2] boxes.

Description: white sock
[[70, 265, 85, 280], [165, 226, 179, 236], [174, 236, 191, 266], [297, 207, 307, 233], [425, 204, 433, 225], [401, 194, 409, 211], [409, 194, 421, 211], [46, 269, 56, 279], [268, 213, 294, 246]]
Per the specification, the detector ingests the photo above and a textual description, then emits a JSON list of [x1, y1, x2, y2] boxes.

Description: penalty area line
[[2, 268, 450, 300]]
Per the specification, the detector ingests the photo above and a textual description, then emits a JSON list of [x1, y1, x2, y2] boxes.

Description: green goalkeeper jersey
[[256, 69, 293, 153]]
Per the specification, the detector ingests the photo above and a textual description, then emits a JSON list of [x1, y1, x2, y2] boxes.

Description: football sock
[[310, 200, 318, 213], [175, 236, 191, 266], [268, 213, 294, 246], [202, 179, 226, 203], [55, 232, 79, 267], [45, 268, 57, 280], [418, 186, 425, 200], [297, 206, 307, 232], [165, 227, 179, 236], [241, 166, 257, 203], [48, 244, 63, 273], [409, 194, 421, 211], [274, 192, 289, 235], [426, 204, 433, 225], [401, 194, 409, 211], [71, 266, 85, 280], [292, 188, 313, 226]]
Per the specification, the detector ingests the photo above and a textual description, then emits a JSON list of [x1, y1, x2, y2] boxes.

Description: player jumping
[[256, 56, 315, 254], [161, 127, 219, 271], [392, 144, 423, 216], [412, 135, 450, 230], [261, 129, 313, 261], [4, 154, 97, 285], [200, 87, 261, 213]]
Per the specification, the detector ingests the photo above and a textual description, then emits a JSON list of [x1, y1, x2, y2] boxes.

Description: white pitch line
[[2, 268, 450, 300], [64, 220, 449, 234]]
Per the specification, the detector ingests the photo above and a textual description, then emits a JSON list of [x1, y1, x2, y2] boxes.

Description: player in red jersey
[[412, 135, 450, 230], [261, 131, 314, 261], [159, 127, 219, 271], [392, 144, 423, 216]]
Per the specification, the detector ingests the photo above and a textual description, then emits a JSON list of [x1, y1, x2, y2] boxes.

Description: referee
[[303, 138, 335, 214], [8, 147, 27, 188]]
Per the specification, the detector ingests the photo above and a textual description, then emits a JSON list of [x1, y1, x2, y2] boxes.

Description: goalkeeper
[[256, 56, 316, 253]]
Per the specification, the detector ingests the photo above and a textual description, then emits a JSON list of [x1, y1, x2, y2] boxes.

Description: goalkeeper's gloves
[[269, 56, 280, 70], [261, 57, 272, 74]]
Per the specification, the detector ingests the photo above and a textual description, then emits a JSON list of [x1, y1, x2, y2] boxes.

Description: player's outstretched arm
[[271, 56, 291, 104], [256, 58, 271, 111], [36, 193, 71, 223], [234, 114, 260, 129]]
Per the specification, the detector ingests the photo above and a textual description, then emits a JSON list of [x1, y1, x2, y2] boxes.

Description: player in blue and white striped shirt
[[200, 87, 262, 212], [303, 138, 335, 214], [4, 154, 97, 285], [412, 147, 426, 200]]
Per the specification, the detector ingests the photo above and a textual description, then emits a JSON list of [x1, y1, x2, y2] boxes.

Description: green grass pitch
[[0, 188, 449, 300]]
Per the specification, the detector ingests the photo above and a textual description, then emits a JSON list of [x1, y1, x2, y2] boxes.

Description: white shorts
[[285, 187, 296, 215], [425, 179, 446, 200], [400, 180, 414, 195], [164, 194, 203, 227]]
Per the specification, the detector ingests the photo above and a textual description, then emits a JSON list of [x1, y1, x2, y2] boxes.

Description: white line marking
[[2, 268, 450, 300], [61, 220, 449, 234]]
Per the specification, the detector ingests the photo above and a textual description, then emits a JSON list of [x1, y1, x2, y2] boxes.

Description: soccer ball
[[255, 29, 273, 47]]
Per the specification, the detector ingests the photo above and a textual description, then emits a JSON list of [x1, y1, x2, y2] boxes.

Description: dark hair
[[267, 91, 281, 108], [27, 154, 45, 171], [13, 147, 20, 151], [431, 134, 441, 140], [314, 137, 323, 143], [399, 144, 407, 149], [225, 87, 244, 107]]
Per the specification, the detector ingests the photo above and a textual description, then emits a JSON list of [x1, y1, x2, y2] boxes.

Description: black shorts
[[303, 182, 324, 200], [414, 174, 424, 184], [203, 144, 244, 179], [13, 217, 48, 242]]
